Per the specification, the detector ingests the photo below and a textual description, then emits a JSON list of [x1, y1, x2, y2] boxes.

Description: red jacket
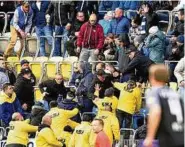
[[95, 131, 111, 147], [77, 22, 104, 50]]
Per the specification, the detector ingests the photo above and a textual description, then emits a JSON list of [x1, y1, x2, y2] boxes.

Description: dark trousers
[[116, 109, 132, 128], [6, 144, 26, 147]]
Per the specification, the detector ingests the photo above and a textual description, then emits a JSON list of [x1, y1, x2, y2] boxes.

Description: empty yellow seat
[[7, 57, 19, 62], [21, 56, 33, 62], [59, 62, 72, 81], [44, 62, 58, 79], [14, 63, 21, 75], [34, 87, 43, 101], [30, 62, 43, 83], [35, 56, 48, 62]]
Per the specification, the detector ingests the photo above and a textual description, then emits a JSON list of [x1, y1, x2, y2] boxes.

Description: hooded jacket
[[6, 121, 38, 146], [96, 111, 120, 145], [30, 108, 47, 126], [146, 30, 166, 63], [0, 92, 23, 126], [36, 124, 63, 147], [69, 121, 92, 147], [113, 82, 142, 114], [77, 62, 94, 97], [77, 22, 104, 49], [46, 107, 79, 138]]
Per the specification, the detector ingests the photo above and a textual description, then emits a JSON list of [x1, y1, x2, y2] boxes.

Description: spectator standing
[[174, 57, 185, 102], [113, 80, 142, 128], [0, 83, 23, 127], [6, 112, 38, 147], [0, 59, 10, 90], [145, 26, 166, 63], [77, 14, 104, 62], [144, 64, 184, 147], [14, 68, 35, 112], [35, 115, 64, 147], [109, 8, 130, 36], [46, 1, 75, 57], [69, 114, 92, 147], [3, 1, 33, 60], [92, 118, 111, 147], [31, 0, 53, 57]]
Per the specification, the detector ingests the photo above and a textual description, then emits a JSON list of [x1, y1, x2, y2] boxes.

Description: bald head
[[149, 64, 169, 86], [89, 14, 97, 25], [12, 112, 23, 121], [115, 8, 123, 18], [55, 74, 63, 84], [42, 115, 52, 126]]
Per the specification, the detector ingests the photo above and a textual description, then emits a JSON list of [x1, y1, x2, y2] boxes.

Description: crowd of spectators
[[0, 0, 184, 147]]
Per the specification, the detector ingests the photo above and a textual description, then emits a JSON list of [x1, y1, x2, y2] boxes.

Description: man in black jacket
[[14, 68, 35, 112], [123, 47, 154, 84], [46, 1, 75, 57], [39, 74, 67, 104]]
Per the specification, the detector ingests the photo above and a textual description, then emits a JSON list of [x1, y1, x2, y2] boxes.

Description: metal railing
[[0, 12, 7, 36]]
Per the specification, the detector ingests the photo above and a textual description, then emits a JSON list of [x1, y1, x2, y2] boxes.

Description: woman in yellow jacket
[[113, 80, 142, 128], [6, 112, 38, 147], [69, 114, 92, 147], [94, 87, 118, 115]]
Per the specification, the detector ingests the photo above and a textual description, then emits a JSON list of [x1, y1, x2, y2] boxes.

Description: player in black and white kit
[[144, 64, 184, 147]]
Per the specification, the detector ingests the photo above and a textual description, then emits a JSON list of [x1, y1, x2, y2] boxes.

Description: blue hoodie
[[0, 92, 23, 126]]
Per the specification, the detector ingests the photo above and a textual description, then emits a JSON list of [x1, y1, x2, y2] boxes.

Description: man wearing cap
[[6, 112, 38, 147], [14, 68, 35, 112], [76, 13, 104, 62], [3, 1, 33, 60], [124, 46, 154, 84], [17, 59, 36, 86]]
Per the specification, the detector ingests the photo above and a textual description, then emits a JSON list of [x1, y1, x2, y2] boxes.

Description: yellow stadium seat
[[35, 56, 48, 62], [49, 57, 64, 62], [59, 62, 72, 81], [64, 56, 78, 62], [34, 87, 43, 101], [30, 62, 43, 83], [21, 56, 33, 62], [14, 63, 21, 75], [7, 57, 19, 62], [169, 82, 178, 91], [44, 62, 58, 79]]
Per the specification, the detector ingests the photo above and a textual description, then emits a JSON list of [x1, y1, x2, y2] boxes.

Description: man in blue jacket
[[3, 1, 33, 60], [0, 83, 23, 127], [32, 0, 53, 57], [109, 8, 130, 36]]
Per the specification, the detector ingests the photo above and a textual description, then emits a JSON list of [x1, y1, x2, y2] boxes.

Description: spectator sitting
[[99, 11, 114, 36], [3, 1, 33, 60], [14, 68, 35, 113], [0, 83, 23, 127], [109, 8, 130, 35], [145, 26, 166, 63], [58, 91, 81, 123], [39, 74, 67, 105], [30, 101, 48, 126], [76, 13, 104, 62]]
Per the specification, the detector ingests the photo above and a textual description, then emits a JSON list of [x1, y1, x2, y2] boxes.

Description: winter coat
[[17, 71, 36, 86], [174, 57, 185, 84], [0, 92, 23, 126], [70, 19, 86, 37], [146, 30, 166, 63], [36, 124, 63, 147], [31, 1, 51, 27], [173, 20, 184, 36], [46, 1, 75, 26], [77, 22, 104, 49], [30, 108, 47, 126], [98, 19, 112, 36], [14, 76, 34, 111], [77, 62, 94, 97], [123, 51, 154, 83], [39, 79, 67, 102], [109, 16, 131, 35], [0, 68, 9, 90]]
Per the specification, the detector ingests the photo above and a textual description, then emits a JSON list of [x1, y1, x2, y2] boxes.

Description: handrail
[[0, 12, 7, 36]]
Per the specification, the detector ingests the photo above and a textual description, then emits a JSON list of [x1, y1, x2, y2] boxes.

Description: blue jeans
[[35, 26, 53, 56], [54, 25, 69, 57]]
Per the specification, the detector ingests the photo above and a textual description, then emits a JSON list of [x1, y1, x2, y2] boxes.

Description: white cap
[[149, 26, 159, 34]]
